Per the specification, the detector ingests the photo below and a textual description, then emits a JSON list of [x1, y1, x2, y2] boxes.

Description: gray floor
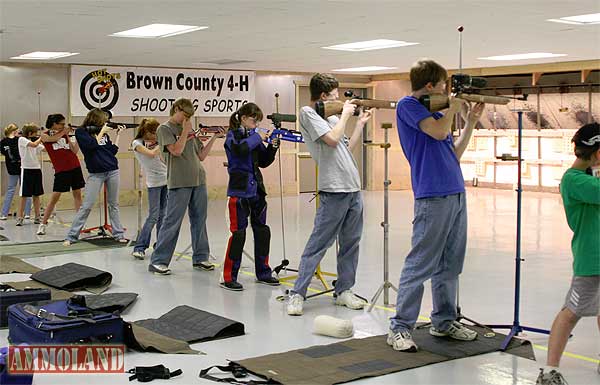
[[0, 188, 598, 385]]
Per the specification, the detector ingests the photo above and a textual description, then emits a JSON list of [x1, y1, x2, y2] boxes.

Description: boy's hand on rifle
[[342, 100, 357, 118], [467, 102, 485, 124], [358, 108, 373, 125], [449, 96, 468, 110]]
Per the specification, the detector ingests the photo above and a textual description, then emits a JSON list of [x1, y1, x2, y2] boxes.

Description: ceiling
[[1, 0, 599, 74]]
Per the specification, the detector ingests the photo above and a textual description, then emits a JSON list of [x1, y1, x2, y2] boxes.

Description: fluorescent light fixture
[[323, 39, 418, 52], [10, 51, 79, 60], [332, 66, 397, 72], [478, 53, 567, 61], [548, 13, 600, 25], [110, 24, 207, 38]]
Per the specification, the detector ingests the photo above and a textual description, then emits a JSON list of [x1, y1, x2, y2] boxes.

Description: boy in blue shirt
[[388, 59, 484, 352]]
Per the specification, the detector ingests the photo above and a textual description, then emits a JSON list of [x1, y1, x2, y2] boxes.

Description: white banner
[[70, 65, 255, 117]]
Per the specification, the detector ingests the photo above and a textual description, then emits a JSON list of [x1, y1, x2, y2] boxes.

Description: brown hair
[[410, 59, 448, 91], [309, 73, 339, 101], [135, 118, 160, 140], [169, 98, 195, 117], [229, 102, 263, 130], [21, 123, 39, 138], [4, 123, 18, 137], [82, 108, 109, 128]]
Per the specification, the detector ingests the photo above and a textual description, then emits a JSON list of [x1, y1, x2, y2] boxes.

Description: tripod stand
[[487, 110, 550, 350], [367, 123, 398, 311], [81, 184, 113, 237]]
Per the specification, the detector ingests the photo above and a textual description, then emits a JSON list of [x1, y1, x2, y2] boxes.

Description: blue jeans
[[292, 191, 363, 298], [390, 193, 467, 333], [134, 185, 168, 252], [65, 170, 125, 241], [150, 185, 210, 266], [2, 174, 31, 216]]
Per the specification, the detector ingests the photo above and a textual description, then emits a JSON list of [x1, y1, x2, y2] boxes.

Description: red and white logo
[[7, 345, 125, 374]]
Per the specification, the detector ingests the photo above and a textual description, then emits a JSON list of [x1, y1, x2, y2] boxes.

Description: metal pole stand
[[128, 156, 143, 247], [486, 110, 551, 350], [81, 184, 112, 238], [366, 123, 398, 311]]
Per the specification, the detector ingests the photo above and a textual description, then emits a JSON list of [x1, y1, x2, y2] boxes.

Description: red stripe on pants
[[223, 197, 239, 282]]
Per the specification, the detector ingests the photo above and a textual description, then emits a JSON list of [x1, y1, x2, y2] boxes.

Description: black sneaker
[[193, 261, 215, 271], [256, 276, 280, 286], [220, 281, 244, 291]]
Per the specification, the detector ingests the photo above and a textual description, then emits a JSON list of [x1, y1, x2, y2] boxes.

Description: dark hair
[[410, 59, 448, 91], [229, 102, 263, 130], [45, 113, 66, 129], [21, 123, 39, 138], [82, 108, 108, 128], [572, 122, 600, 160], [135, 118, 160, 140], [309, 73, 339, 101]]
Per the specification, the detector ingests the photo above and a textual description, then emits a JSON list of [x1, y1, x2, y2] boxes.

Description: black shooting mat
[[0, 255, 41, 274], [30, 262, 112, 292], [1, 280, 74, 300], [81, 292, 138, 313], [234, 326, 535, 385], [0, 238, 128, 258], [133, 305, 245, 346]]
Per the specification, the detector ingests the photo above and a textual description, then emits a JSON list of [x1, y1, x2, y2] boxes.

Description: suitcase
[[7, 300, 124, 345], [0, 286, 51, 327]]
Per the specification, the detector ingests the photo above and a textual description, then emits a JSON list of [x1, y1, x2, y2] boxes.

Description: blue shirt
[[396, 96, 465, 199], [75, 128, 119, 174]]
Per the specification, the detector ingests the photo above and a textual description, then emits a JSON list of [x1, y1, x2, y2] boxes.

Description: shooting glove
[[128, 364, 182, 382]]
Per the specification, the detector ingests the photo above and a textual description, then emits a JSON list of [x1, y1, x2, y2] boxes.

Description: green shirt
[[560, 168, 600, 276], [157, 121, 206, 189]]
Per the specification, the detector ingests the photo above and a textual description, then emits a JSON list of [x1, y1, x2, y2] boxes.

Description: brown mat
[[234, 326, 535, 385], [0, 256, 41, 274]]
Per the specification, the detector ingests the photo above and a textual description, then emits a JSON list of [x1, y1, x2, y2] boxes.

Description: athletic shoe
[[387, 329, 418, 352], [535, 368, 568, 385], [131, 250, 145, 260], [33, 217, 41, 224], [62, 240, 73, 246], [36, 223, 47, 235], [193, 261, 215, 271], [256, 276, 280, 286], [334, 290, 367, 310], [114, 238, 129, 243], [287, 293, 304, 316], [15, 218, 23, 226], [24, 215, 30, 220], [219, 281, 244, 291], [430, 321, 477, 341], [0, 215, 7, 220], [148, 264, 171, 275]]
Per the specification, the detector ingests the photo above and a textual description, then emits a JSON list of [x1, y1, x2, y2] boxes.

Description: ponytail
[[135, 118, 160, 140], [228, 102, 263, 131]]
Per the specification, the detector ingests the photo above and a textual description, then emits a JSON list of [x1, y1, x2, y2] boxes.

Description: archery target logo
[[79, 69, 121, 111]]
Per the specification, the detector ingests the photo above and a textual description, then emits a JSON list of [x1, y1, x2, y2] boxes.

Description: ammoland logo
[[79, 68, 121, 111], [7, 345, 125, 374]]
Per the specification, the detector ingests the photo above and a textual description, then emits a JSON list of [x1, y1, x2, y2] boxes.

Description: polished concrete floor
[[0, 188, 598, 385]]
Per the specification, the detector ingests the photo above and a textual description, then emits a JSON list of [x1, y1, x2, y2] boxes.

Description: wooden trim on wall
[[371, 59, 600, 81]]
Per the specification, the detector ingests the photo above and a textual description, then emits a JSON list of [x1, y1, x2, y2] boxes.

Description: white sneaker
[[334, 290, 367, 310], [62, 240, 73, 246], [430, 321, 478, 341], [0, 215, 7, 220], [387, 329, 418, 352], [24, 215, 30, 220], [148, 264, 171, 275], [287, 293, 304, 316], [15, 217, 23, 226], [36, 223, 47, 235], [131, 250, 145, 260]]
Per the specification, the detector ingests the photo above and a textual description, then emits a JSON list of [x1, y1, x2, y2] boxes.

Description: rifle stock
[[315, 99, 397, 119], [419, 93, 510, 112]]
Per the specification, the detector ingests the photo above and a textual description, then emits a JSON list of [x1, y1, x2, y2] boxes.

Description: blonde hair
[[4, 123, 18, 137], [169, 98, 194, 117], [21, 123, 39, 137], [135, 118, 160, 140], [82, 108, 109, 128]]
